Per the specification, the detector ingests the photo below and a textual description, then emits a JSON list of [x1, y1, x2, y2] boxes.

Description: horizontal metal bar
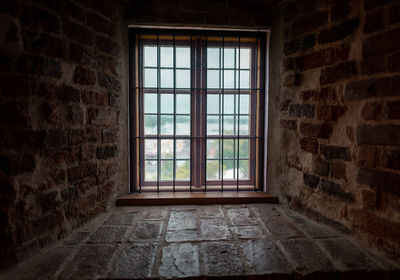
[[134, 136, 263, 139]]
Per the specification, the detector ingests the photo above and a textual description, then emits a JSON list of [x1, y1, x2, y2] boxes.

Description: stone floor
[[2, 203, 400, 279]]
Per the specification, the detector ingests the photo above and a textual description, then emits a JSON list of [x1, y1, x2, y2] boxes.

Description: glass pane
[[223, 139, 234, 159], [161, 139, 173, 159], [176, 69, 190, 88], [207, 160, 219, 180], [144, 46, 157, 67], [161, 160, 173, 180], [176, 115, 190, 135], [160, 69, 173, 88], [144, 93, 157, 114], [145, 139, 157, 159], [176, 94, 190, 114], [239, 94, 249, 114], [239, 159, 249, 179], [145, 115, 157, 135], [239, 116, 249, 135], [207, 116, 219, 135], [207, 94, 220, 114], [238, 139, 249, 158], [161, 115, 173, 135], [223, 70, 234, 88], [223, 48, 235, 68], [161, 94, 174, 114], [223, 94, 235, 114], [160, 47, 173, 67], [207, 139, 219, 159], [207, 70, 220, 89], [223, 160, 235, 180], [237, 48, 250, 69], [145, 160, 157, 181], [176, 47, 190, 68], [207, 48, 220, 68], [223, 116, 234, 135], [239, 70, 250, 89], [144, 68, 157, 88], [176, 160, 190, 180], [176, 140, 190, 159]]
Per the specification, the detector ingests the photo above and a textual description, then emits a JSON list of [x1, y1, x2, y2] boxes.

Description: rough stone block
[[321, 179, 354, 202], [304, 173, 320, 189], [202, 242, 244, 276], [227, 208, 257, 226], [321, 145, 351, 161], [87, 226, 130, 243], [201, 219, 231, 240], [318, 18, 359, 44], [167, 212, 197, 231], [158, 243, 200, 278], [129, 221, 162, 241]]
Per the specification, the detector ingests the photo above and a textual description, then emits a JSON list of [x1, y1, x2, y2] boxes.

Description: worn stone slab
[[227, 208, 258, 225], [231, 226, 265, 239], [104, 213, 136, 225], [59, 245, 117, 279], [170, 205, 198, 211], [64, 231, 90, 245], [202, 242, 245, 276], [141, 207, 168, 220], [129, 221, 163, 241], [110, 243, 157, 279], [201, 219, 232, 240], [319, 238, 380, 271], [197, 205, 224, 218], [261, 215, 305, 239], [159, 243, 200, 278], [250, 204, 281, 217], [87, 226, 129, 243], [166, 230, 200, 242], [280, 239, 335, 273], [167, 211, 197, 231], [241, 240, 292, 275]]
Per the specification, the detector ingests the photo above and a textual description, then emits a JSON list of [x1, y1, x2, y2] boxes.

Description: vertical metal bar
[[233, 46, 236, 189], [173, 35, 176, 193], [253, 38, 259, 191], [138, 33, 142, 193], [236, 37, 241, 192], [156, 33, 160, 193], [189, 34, 193, 192], [221, 36, 225, 192], [204, 36, 208, 192]]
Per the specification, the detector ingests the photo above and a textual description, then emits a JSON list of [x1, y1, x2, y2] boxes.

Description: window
[[129, 29, 266, 193]]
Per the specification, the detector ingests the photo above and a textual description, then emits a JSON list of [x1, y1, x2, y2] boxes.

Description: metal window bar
[[204, 35, 208, 192], [236, 37, 241, 191], [173, 35, 176, 192], [190, 34, 193, 192], [253, 38, 259, 191], [138, 33, 143, 193], [156, 33, 161, 193], [221, 36, 225, 192]]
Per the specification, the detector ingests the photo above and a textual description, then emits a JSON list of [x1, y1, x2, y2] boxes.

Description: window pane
[[144, 46, 157, 67], [207, 48, 220, 68], [223, 94, 235, 114], [161, 115, 174, 135], [239, 70, 250, 89], [207, 160, 219, 180], [161, 94, 174, 114], [238, 139, 249, 158], [161, 139, 173, 159], [207, 70, 220, 88], [176, 140, 190, 159], [223, 116, 234, 135], [239, 94, 249, 114], [145, 160, 157, 181], [207, 94, 220, 114], [161, 160, 173, 180], [239, 116, 249, 135], [223, 48, 235, 68], [161, 69, 173, 88], [160, 47, 173, 67], [144, 68, 157, 88], [176, 69, 190, 88], [223, 160, 235, 180], [237, 48, 250, 69], [176, 94, 190, 114], [145, 139, 157, 159], [145, 115, 157, 135], [176, 47, 190, 68], [176, 115, 190, 135], [239, 159, 249, 179], [144, 93, 157, 114], [207, 116, 220, 135], [207, 139, 219, 159], [223, 70, 234, 88], [176, 160, 190, 180], [222, 139, 234, 159]]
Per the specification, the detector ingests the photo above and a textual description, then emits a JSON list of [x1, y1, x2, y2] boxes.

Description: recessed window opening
[[129, 29, 266, 193]]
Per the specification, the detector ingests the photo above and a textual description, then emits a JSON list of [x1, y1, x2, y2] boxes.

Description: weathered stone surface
[[201, 219, 232, 240], [231, 226, 265, 239], [227, 208, 257, 225], [166, 230, 200, 242], [170, 205, 197, 211], [280, 239, 335, 273], [64, 231, 90, 245], [59, 245, 117, 279], [197, 205, 224, 218], [129, 221, 162, 241], [167, 212, 197, 231], [110, 243, 157, 279], [141, 207, 168, 220], [158, 243, 200, 278], [104, 213, 136, 225], [241, 240, 292, 275], [87, 226, 129, 243], [260, 214, 305, 239], [202, 242, 245, 276], [250, 204, 281, 217]]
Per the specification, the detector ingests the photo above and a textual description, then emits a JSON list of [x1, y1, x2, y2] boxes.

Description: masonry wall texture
[[268, 0, 400, 261], [0, 0, 128, 267]]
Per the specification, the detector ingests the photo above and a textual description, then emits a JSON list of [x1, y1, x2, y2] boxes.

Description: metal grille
[[129, 29, 266, 193]]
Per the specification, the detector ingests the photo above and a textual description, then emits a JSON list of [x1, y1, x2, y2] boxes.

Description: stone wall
[[0, 0, 127, 267], [268, 0, 400, 260]]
